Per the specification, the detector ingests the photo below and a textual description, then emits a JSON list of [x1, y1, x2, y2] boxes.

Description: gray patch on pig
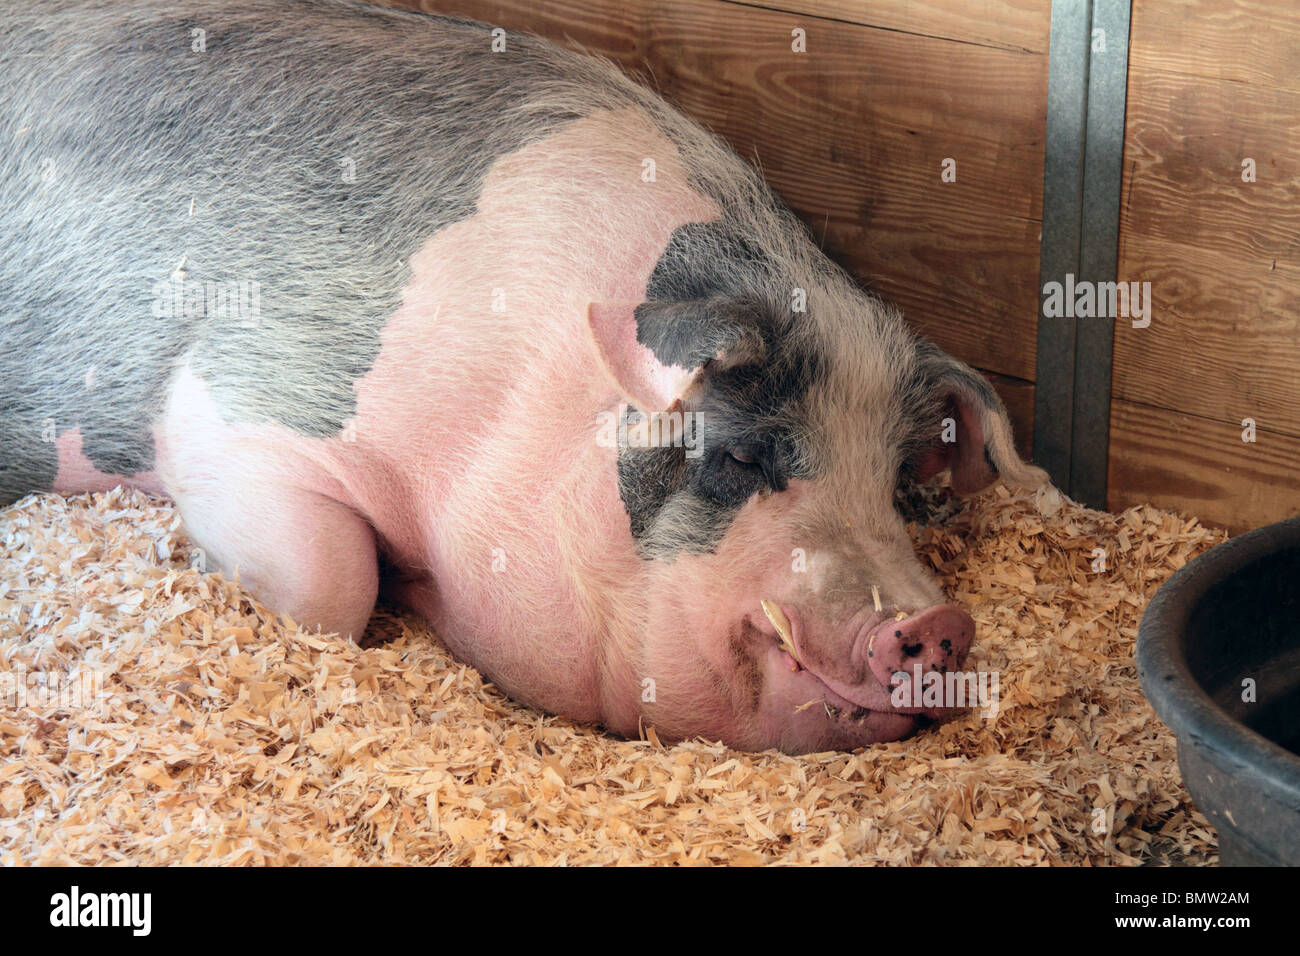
[[615, 285, 823, 559], [634, 299, 766, 372], [0, 0, 665, 502], [616, 407, 688, 540], [896, 340, 1030, 489], [642, 221, 775, 302]]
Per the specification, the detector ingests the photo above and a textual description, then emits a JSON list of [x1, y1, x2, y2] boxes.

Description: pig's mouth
[[754, 600, 973, 729]]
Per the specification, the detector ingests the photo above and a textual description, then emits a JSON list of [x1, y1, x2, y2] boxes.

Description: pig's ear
[[586, 299, 766, 412], [912, 349, 1049, 494]]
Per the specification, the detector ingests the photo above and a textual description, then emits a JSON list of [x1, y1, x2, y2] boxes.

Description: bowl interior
[[1184, 545, 1300, 755]]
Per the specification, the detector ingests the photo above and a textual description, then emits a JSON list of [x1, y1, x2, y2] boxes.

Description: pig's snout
[[864, 605, 974, 693]]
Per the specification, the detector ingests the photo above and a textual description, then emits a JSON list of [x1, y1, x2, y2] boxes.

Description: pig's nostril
[[864, 605, 975, 706]]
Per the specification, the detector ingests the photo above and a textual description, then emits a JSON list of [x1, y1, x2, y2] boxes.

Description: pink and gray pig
[[0, 0, 1047, 753]]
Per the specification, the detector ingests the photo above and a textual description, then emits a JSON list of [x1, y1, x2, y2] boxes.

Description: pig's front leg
[[156, 367, 380, 640], [168, 478, 380, 642]]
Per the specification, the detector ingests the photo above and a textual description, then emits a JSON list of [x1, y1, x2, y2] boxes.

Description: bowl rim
[[1137, 515, 1300, 805]]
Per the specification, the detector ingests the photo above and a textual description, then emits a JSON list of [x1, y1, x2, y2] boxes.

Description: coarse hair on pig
[[2, 0, 1049, 754]]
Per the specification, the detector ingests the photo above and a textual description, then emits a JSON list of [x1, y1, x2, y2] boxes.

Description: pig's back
[[0, 0, 677, 503]]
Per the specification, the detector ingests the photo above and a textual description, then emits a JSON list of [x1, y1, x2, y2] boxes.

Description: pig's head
[[587, 283, 1047, 754]]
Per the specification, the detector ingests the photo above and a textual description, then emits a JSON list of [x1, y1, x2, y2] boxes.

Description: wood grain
[[733, 0, 1051, 55], [1120, 69, 1300, 264], [1113, 232, 1300, 437], [1108, 399, 1300, 533], [1130, 0, 1300, 93], [635, 1, 1046, 223], [1113, 2, 1300, 525], [826, 208, 1041, 382]]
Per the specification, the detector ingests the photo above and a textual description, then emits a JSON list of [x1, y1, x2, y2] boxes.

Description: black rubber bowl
[[1137, 516, 1300, 866]]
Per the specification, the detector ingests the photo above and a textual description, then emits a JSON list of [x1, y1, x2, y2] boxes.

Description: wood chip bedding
[[0, 483, 1225, 865]]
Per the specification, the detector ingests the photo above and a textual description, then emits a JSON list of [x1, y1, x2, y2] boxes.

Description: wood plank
[[1111, 2, 1300, 528], [1120, 69, 1300, 263], [730, 0, 1050, 54], [392, 0, 1046, 380], [1113, 232, 1300, 438], [1130, 0, 1300, 93], [1108, 399, 1300, 533], [829, 208, 1040, 382], [399, 0, 1052, 56], [646, 2, 1045, 223], [392, 0, 646, 62]]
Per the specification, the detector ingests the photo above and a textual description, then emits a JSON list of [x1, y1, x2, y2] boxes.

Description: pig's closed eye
[[723, 444, 787, 493], [691, 445, 765, 506]]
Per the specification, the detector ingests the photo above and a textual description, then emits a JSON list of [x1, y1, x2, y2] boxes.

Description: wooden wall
[[377, 0, 1052, 455], [1110, 0, 1300, 532]]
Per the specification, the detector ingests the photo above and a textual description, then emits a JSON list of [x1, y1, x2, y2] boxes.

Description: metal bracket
[[1034, 0, 1132, 508]]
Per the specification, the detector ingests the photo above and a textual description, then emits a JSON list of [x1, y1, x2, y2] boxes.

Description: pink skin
[[761, 604, 974, 718], [141, 107, 719, 728], [626, 477, 977, 752], [49, 108, 977, 752], [53, 428, 162, 496]]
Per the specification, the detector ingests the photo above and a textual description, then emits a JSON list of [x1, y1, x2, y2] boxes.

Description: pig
[[0, 0, 1047, 754]]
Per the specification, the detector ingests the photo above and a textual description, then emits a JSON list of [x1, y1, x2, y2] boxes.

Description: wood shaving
[[0, 483, 1226, 865], [760, 599, 801, 669]]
